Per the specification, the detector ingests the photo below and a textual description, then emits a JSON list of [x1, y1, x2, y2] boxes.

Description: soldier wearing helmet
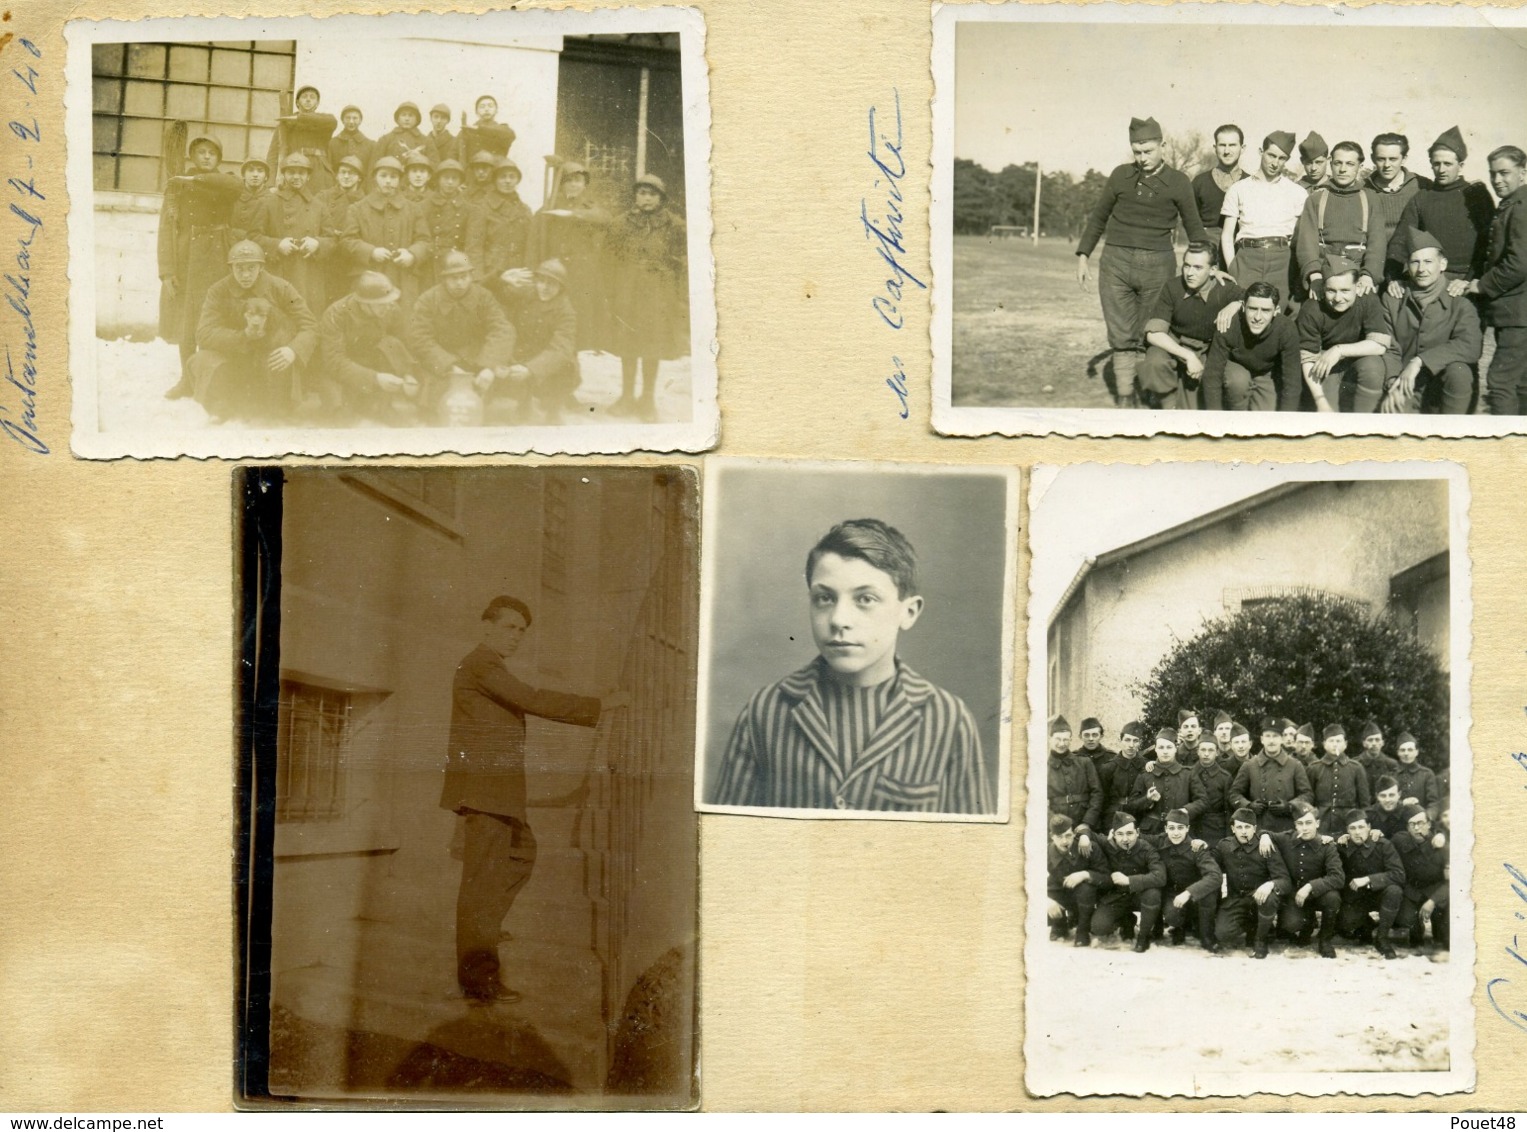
[[403, 149, 435, 207], [492, 258, 582, 424], [340, 155, 433, 313], [426, 103, 458, 168], [606, 172, 688, 420], [253, 152, 332, 322], [482, 157, 533, 287], [267, 84, 337, 195], [231, 157, 271, 242], [425, 159, 486, 285], [375, 101, 428, 171], [317, 269, 423, 424], [407, 250, 517, 421], [531, 158, 611, 350]]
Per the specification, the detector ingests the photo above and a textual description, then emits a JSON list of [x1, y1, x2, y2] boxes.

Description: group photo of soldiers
[[1046, 712, 1450, 960], [152, 80, 689, 428]]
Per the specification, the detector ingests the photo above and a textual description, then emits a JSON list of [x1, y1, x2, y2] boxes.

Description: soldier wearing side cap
[[328, 105, 375, 177], [407, 250, 517, 421], [255, 153, 333, 323], [1221, 130, 1309, 297], [317, 270, 423, 423], [1263, 800, 1344, 957], [1076, 717, 1115, 767], [1294, 253, 1392, 412], [1215, 806, 1288, 958], [1309, 723, 1370, 835], [1100, 721, 1145, 818], [1186, 737, 1235, 846], [1175, 709, 1203, 765], [341, 156, 433, 314], [186, 240, 318, 422], [1123, 727, 1192, 836], [1392, 805, 1449, 949], [1047, 814, 1107, 947], [267, 84, 337, 196], [1091, 812, 1167, 952], [1210, 711, 1234, 758], [1291, 723, 1318, 766], [1227, 721, 1253, 771], [1387, 126, 1494, 296], [1356, 721, 1400, 782], [1337, 807, 1407, 958], [1075, 116, 1209, 409], [1151, 807, 1222, 950], [1048, 715, 1103, 837], [231, 158, 272, 243], [1296, 132, 1330, 192], [1229, 718, 1312, 834], [1379, 226, 1483, 414]]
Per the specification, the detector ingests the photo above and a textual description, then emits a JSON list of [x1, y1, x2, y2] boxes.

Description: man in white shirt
[[1221, 130, 1310, 300]]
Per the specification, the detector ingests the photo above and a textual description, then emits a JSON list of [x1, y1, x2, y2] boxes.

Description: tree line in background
[[954, 133, 1216, 239]]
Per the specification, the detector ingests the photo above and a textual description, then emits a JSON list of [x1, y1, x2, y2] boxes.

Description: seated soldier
[[1379, 227, 1483, 414], [1187, 736, 1234, 846], [1295, 256, 1391, 411], [1337, 808, 1407, 959], [1393, 732, 1442, 821], [406, 250, 516, 423], [1047, 814, 1106, 947], [1090, 812, 1166, 953], [1392, 804, 1449, 950], [491, 259, 581, 425], [317, 270, 423, 424], [1215, 806, 1288, 958], [1138, 241, 1243, 410], [1150, 808, 1222, 951], [187, 240, 317, 423], [1203, 282, 1303, 411], [1263, 800, 1344, 958], [1309, 722, 1371, 836], [1124, 728, 1192, 836]]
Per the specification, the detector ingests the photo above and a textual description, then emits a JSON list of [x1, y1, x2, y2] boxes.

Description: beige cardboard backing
[[2, 0, 1525, 1112]]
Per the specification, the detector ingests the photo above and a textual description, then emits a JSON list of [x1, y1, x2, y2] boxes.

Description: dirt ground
[[1028, 930, 1453, 1091]]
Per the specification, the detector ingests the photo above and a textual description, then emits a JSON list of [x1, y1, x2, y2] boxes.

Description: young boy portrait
[[697, 462, 1013, 820]]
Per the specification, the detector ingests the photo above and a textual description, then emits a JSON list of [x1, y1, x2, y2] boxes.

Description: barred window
[[92, 40, 295, 193], [277, 679, 351, 822], [542, 477, 571, 596]]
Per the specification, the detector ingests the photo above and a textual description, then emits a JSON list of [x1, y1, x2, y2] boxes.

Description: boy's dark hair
[[1213, 124, 1244, 146], [1244, 280, 1281, 307], [1372, 132, 1410, 158], [481, 595, 533, 627], [805, 518, 920, 599]]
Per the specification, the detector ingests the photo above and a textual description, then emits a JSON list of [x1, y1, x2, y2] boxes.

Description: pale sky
[[955, 10, 1527, 178]]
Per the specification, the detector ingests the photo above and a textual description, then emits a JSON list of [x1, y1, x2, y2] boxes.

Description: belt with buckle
[[1237, 236, 1290, 248]]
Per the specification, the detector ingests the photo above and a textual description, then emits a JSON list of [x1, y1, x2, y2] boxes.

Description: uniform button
[[834, 795, 847, 809]]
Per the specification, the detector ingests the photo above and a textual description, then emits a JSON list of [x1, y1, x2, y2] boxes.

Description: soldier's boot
[[1133, 902, 1160, 953], [1434, 914, 1450, 951], [1073, 928, 1091, 948], [1317, 911, 1338, 959], [1119, 913, 1136, 942], [1376, 937, 1398, 960], [1132, 934, 1151, 954], [1408, 920, 1425, 948], [1196, 902, 1218, 953], [1049, 920, 1070, 942], [1376, 889, 1402, 959], [1168, 927, 1185, 946], [1252, 917, 1272, 959]]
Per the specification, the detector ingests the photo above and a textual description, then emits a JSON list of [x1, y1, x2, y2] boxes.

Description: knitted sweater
[[1388, 179, 1495, 278], [1078, 162, 1206, 256]]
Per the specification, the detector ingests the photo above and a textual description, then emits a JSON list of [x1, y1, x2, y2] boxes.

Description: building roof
[[1048, 481, 1316, 630]]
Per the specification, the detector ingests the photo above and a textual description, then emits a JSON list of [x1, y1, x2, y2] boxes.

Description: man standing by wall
[[1075, 116, 1208, 408]]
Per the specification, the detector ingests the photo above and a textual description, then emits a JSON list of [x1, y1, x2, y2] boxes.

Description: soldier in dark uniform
[[230, 158, 271, 243], [494, 259, 582, 424], [531, 160, 611, 349], [1151, 808, 1221, 951], [482, 158, 533, 289], [1211, 710, 1235, 759], [406, 250, 516, 422], [1280, 718, 1301, 759], [1124, 728, 1193, 836], [424, 160, 486, 284], [1187, 736, 1234, 846], [1047, 716, 1103, 838], [375, 102, 429, 171], [341, 156, 433, 315], [1337, 808, 1407, 958], [267, 85, 337, 196], [1047, 814, 1106, 947], [158, 135, 243, 398], [1077, 717, 1115, 767], [328, 105, 374, 177], [1215, 806, 1288, 958], [607, 173, 689, 421], [1101, 720, 1145, 818], [316, 270, 423, 424], [1227, 721, 1253, 773], [458, 94, 516, 167], [403, 151, 434, 209], [1356, 720, 1399, 783], [318, 156, 366, 309], [1175, 709, 1203, 765], [425, 103, 459, 168], [1392, 805, 1449, 949], [1265, 801, 1344, 957], [1230, 718, 1313, 834], [1292, 723, 1318, 766], [1309, 722, 1370, 836], [1469, 145, 1527, 415], [1091, 813, 1166, 952], [1387, 126, 1494, 293], [465, 150, 498, 206], [255, 153, 331, 326], [1367, 775, 1408, 840], [1393, 733, 1442, 821]]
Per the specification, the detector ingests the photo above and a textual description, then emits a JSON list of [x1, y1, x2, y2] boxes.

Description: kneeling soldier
[[1047, 814, 1106, 947], [1337, 808, 1407, 958], [1090, 813, 1166, 953], [493, 258, 582, 424], [407, 250, 516, 423], [317, 270, 423, 424], [1265, 800, 1345, 957], [1139, 242, 1243, 409], [1392, 805, 1449, 949], [1215, 806, 1288, 958], [1151, 808, 1222, 951]]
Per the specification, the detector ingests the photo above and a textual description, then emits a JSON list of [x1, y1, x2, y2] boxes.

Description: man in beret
[[1380, 226, 1483, 413], [1230, 718, 1312, 834], [1337, 809, 1407, 958], [1092, 813, 1167, 952], [1365, 133, 1432, 286], [1296, 132, 1330, 192], [1392, 805, 1449, 949], [1138, 241, 1245, 410], [1077, 717, 1115, 767], [1467, 145, 1527, 415], [1187, 736, 1234, 846], [1309, 723, 1371, 835], [1150, 808, 1222, 951], [1125, 728, 1194, 835], [1296, 254, 1392, 412], [1076, 116, 1209, 408], [1048, 716, 1103, 837], [1296, 141, 1382, 307], [1221, 131, 1309, 294], [1215, 807, 1288, 957], [1047, 814, 1107, 947], [1393, 733, 1442, 822], [1192, 125, 1248, 261], [1102, 721, 1146, 818], [1388, 126, 1494, 296], [1264, 801, 1344, 957]]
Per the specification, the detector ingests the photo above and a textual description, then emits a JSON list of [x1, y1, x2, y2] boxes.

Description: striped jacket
[[713, 658, 993, 814]]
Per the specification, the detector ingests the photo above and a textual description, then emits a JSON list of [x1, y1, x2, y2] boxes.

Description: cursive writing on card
[[1486, 751, 1527, 1036], [862, 89, 920, 419], [2, 26, 44, 455]]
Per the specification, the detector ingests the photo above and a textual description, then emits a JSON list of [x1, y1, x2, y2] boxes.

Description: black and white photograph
[[67, 8, 716, 459], [1024, 462, 1473, 1097], [932, 3, 1527, 438], [694, 460, 1015, 822], [237, 466, 698, 1107]]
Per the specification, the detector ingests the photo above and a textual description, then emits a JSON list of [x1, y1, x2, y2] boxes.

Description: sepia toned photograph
[[695, 460, 1015, 822], [1024, 462, 1473, 1097], [67, 8, 716, 459], [932, 3, 1527, 438], [236, 465, 698, 1108]]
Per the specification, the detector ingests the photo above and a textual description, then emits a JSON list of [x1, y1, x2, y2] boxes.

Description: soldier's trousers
[[1138, 343, 1206, 410], [1230, 243, 1292, 305], [456, 811, 538, 998], [1162, 889, 1218, 943], [1090, 886, 1162, 940], [1048, 883, 1099, 934], [1097, 244, 1177, 399], [1339, 885, 1403, 939], [1386, 353, 1476, 415], [1318, 355, 1387, 413], [1215, 892, 1279, 947], [1485, 325, 1527, 416], [1218, 361, 1279, 412], [1397, 891, 1450, 947], [1276, 890, 1341, 942]]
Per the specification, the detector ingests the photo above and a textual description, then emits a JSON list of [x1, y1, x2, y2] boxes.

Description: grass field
[[951, 235, 1116, 409]]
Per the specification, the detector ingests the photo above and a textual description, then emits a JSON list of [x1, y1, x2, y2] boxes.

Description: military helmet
[[434, 159, 466, 179], [560, 160, 589, 180], [281, 153, 312, 170], [468, 149, 498, 168], [239, 157, 269, 173], [404, 150, 434, 171], [394, 101, 422, 124], [371, 156, 405, 176], [337, 155, 364, 175], [439, 250, 474, 277], [187, 135, 224, 160], [634, 172, 667, 198], [494, 157, 522, 176], [227, 240, 266, 265], [353, 271, 401, 304], [533, 258, 568, 288]]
